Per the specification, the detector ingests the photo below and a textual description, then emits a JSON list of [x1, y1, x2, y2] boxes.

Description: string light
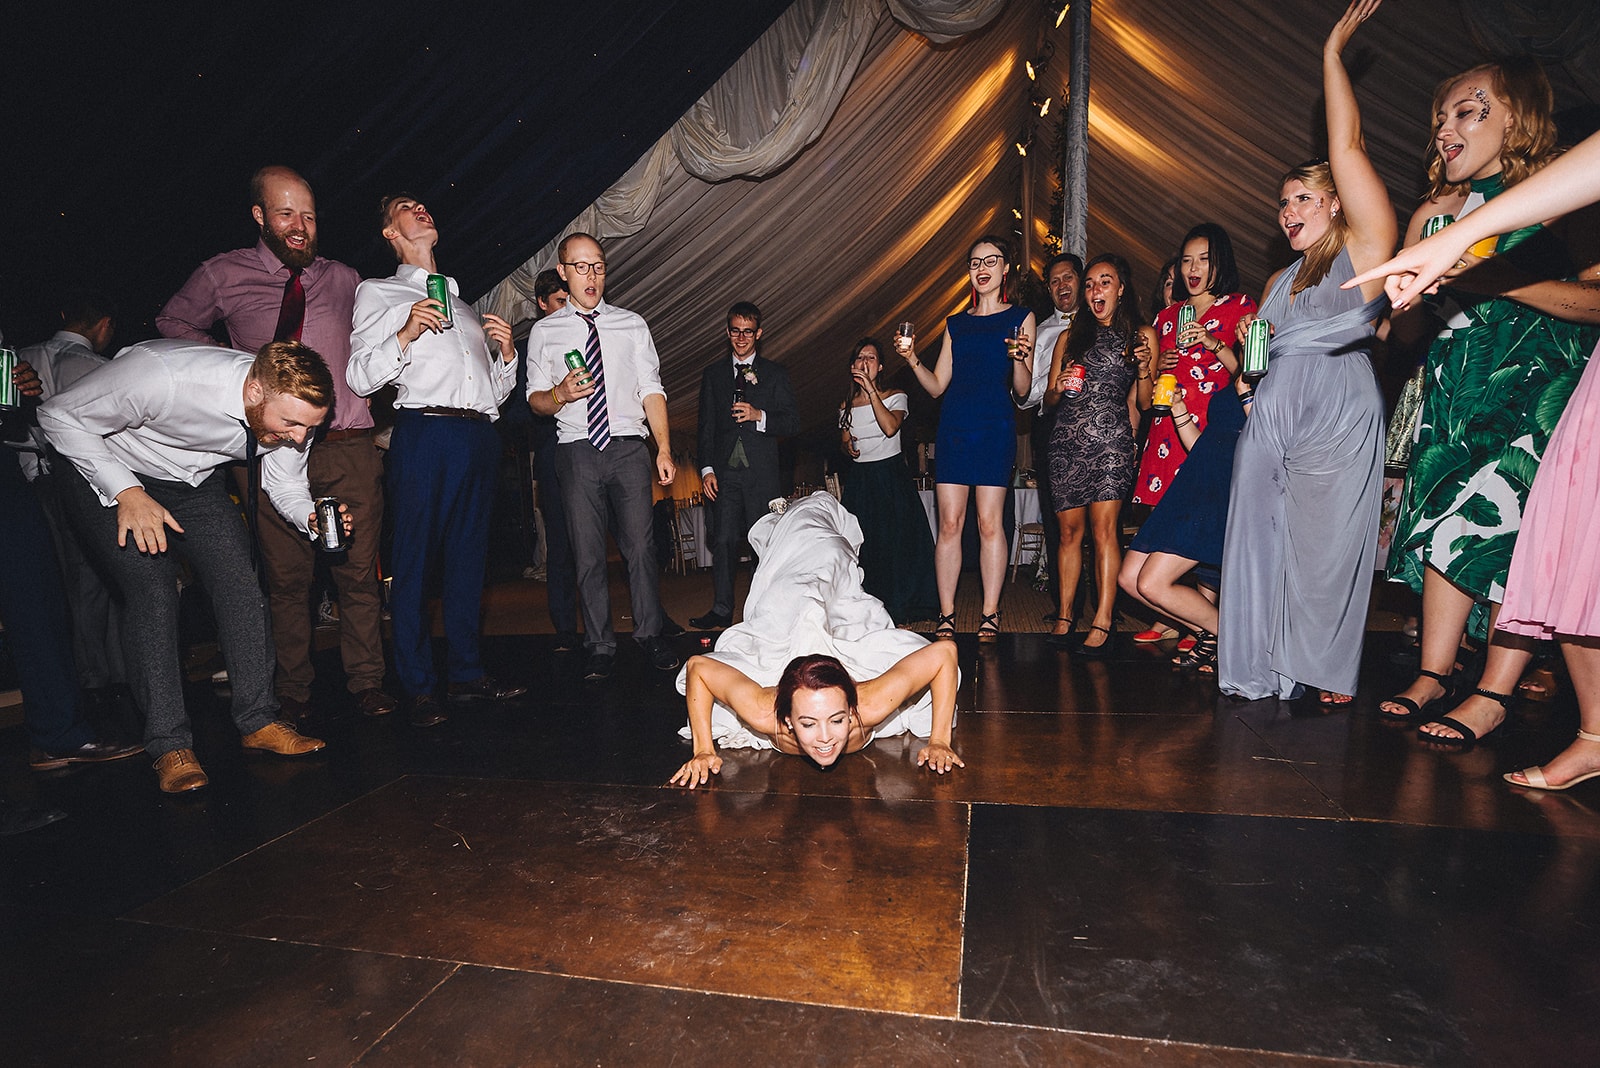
[[1056, 4, 1070, 29], [1037, 96, 1051, 117], [1015, 141, 1028, 157], [1025, 60, 1036, 81]]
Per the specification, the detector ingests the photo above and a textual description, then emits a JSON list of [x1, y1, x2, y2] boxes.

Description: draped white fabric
[[479, 0, 1580, 447]]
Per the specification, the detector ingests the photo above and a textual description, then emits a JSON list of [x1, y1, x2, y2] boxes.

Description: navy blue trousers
[[0, 460, 92, 752], [386, 410, 499, 696]]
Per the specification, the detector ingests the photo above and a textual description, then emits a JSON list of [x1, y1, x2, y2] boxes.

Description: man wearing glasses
[[348, 193, 528, 726], [688, 302, 797, 630], [527, 232, 680, 681]]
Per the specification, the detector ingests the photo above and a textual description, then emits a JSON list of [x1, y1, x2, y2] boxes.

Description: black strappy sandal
[[1417, 687, 1512, 751], [1171, 631, 1217, 672], [1378, 668, 1452, 722], [1076, 623, 1114, 659], [977, 612, 1000, 642], [933, 613, 956, 640]]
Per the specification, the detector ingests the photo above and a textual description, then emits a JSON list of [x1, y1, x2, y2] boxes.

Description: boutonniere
[[739, 365, 759, 386]]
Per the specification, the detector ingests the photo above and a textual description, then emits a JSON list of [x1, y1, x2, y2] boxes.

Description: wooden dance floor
[[3, 624, 1598, 1065]]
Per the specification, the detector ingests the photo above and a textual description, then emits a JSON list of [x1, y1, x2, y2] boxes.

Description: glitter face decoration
[[1472, 87, 1490, 123]]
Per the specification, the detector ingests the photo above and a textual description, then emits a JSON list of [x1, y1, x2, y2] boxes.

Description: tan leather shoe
[[154, 749, 209, 793], [241, 721, 326, 756]]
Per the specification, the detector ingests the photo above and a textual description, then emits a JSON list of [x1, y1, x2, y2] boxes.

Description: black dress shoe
[[554, 630, 582, 651], [638, 636, 682, 672], [447, 675, 528, 702], [583, 652, 615, 681], [29, 739, 146, 771], [660, 616, 685, 638], [689, 610, 733, 630], [276, 694, 313, 723], [409, 694, 447, 728], [1, 800, 68, 836]]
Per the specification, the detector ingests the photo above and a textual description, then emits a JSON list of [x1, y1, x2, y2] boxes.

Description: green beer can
[[425, 273, 454, 330], [1421, 214, 1454, 238], [0, 346, 20, 410], [1242, 318, 1270, 383], [563, 348, 590, 387]]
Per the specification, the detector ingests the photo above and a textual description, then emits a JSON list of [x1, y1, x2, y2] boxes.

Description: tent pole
[[1064, 0, 1090, 260]]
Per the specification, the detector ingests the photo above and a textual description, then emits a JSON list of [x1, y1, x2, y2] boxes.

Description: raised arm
[[1323, 0, 1397, 294], [1348, 128, 1600, 307], [906, 327, 954, 398]]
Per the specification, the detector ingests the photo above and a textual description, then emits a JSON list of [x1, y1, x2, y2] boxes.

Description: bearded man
[[158, 165, 395, 723]]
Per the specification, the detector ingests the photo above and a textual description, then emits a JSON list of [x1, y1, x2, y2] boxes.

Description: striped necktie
[[579, 311, 610, 450]]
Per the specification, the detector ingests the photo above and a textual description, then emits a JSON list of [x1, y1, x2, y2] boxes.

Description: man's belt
[[416, 406, 491, 422]]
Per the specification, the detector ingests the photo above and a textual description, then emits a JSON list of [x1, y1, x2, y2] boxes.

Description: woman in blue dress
[[1217, 0, 1395, 704], [904, 235, 1035, 640]]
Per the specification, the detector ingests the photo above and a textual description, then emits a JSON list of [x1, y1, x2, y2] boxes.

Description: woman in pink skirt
[[1350, 129, 1600, 790]]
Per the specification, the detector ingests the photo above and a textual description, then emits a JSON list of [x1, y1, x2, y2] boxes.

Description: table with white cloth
[[917, 487, 1041, 564]]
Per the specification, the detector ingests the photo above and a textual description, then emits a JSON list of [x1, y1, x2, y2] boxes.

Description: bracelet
[[1172, 415, 1194, 429], [1237, 389, 1255, 405], [549, 387, 564, 408]]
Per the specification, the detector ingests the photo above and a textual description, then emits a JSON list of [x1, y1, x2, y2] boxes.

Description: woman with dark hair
[[670, 492, 963, 786], [1151, 257, 1181, 320], [1133, 223, 1256, 509], [1042, 253, 1152, 653], [839, 338, 937, 624], [1217, 0, 1395, 703], [1377, 54, 1599, 746], [1121, 224, 1258, 667], [903, 234, 1035, 641], [670, 645, 961, 786]]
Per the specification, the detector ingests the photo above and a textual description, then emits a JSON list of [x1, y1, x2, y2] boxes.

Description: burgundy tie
[[274, 268, 305, 342]]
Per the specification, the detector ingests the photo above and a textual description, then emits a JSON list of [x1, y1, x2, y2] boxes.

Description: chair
[[1010, 521, 1046, 582], [670, 500, 700, 575]]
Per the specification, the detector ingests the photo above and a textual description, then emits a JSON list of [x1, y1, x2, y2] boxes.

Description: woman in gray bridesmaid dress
[[1217, 0, 1396, 703]]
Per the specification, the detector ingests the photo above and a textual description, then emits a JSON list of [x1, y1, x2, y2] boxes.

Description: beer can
[[1063, 364, 1086, 396], [562, 348, 590, 386], [1242, 318, 1270, 382], [1421, 214, 1454, 238], [732, 388, 746, 406], [425, 273, 454, 329], [1150, 373, 1177, 413], [0, 346, 18, 410], [1177, 303, 1196, 330], [314, 497, 349, 553]]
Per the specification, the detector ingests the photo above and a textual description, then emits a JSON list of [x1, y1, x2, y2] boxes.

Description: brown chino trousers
[[255, 434, 388, 701]]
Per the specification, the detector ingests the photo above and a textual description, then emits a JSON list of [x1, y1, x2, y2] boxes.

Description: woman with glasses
[[1217, 0, 1394, 704], [838, 338, 937, 624], [903, 235, 1034, 641]]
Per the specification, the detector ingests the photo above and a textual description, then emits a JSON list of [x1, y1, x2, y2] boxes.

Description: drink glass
[[894, 321, 915, 354]]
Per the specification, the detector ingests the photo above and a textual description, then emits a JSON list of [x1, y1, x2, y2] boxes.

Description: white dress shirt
[[37, 338, 316, 534], [348, 265, 517, 416], [526, 300, 666, 444], [1023, 308, 1075, 410], [12, 330, 109, 480]]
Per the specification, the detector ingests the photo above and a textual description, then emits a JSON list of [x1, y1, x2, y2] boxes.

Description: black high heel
[[933, 613, 956, 640], [977, 612, 1000, 643]]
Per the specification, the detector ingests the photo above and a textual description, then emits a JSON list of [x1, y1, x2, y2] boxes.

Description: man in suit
[[689, 301, 798, 629]]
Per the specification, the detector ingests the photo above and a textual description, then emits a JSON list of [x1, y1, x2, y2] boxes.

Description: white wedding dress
[[675, 493, 951, 749]]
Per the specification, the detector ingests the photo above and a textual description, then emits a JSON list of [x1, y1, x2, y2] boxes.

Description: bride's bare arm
[[855, 642, 965, 773], [669, 656, 775, 788]]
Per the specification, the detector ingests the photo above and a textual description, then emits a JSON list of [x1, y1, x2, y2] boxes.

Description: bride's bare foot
[[1505, 731, 1600, 790]]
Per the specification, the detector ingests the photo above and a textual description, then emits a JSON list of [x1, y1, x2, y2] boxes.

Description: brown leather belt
[[321, 427, 375, 442], [416, 406, 490, 422]]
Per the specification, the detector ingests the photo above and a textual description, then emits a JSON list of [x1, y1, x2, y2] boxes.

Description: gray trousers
[[34, 469, 125, 688], [556, 438, 664, 653], [59, 466, 279, 757]]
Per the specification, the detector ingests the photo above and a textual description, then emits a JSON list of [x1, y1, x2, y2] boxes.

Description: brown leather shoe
[[355, 688, 398, 717], [154, 749, 209, 793], [241, 721, 326, 756]]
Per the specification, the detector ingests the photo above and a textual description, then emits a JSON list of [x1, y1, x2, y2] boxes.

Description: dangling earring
[[1000, 272, 1008, 303], [970, 281, 978, 307]]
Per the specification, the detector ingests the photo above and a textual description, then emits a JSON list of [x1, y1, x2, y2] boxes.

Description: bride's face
[[785, 686, 853, 767]]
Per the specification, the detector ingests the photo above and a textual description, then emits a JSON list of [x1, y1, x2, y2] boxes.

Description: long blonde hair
[[1425, 57, 1557, 201], [1280, 160, 1349, 295]]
